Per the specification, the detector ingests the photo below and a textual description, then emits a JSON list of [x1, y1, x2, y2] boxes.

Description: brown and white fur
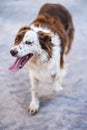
[[10, 3, 74, 115]]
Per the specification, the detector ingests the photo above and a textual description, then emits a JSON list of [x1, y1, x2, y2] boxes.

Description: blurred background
[[0, 0, 87, 130]]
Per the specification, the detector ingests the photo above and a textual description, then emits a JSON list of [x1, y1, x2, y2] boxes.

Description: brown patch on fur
[[65, 27, 74, 54], [38, 31, 53, 58], [14, 26, 30, 45]]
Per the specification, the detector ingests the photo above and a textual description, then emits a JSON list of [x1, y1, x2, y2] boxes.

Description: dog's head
[[9, 26, 53, 72]]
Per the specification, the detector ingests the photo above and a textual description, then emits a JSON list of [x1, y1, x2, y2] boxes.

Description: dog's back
[[38, 3, 74, 53]]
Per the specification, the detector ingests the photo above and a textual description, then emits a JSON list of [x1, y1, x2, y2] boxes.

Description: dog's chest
[[32, 66, 53, 82], [28, 59, 60, 83]]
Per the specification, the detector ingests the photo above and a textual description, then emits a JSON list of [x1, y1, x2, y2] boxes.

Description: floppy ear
[[18, 26, 30, 33], [38, 31, 53, 58], [38, 31, 52, 42], [14, 26, 30, 45]]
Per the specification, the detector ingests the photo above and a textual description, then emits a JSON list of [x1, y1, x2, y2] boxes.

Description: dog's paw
[[28, 100, 40, 115], [53, 83, 63, 93]]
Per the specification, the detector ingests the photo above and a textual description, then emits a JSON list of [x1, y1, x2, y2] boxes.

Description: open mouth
[[9, 53, 33, 72]]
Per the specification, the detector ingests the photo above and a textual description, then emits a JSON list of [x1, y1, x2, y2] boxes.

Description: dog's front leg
[[28, 74, 40, 115]]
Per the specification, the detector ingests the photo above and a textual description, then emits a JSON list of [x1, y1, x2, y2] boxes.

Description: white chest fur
[[27, 45, 61, 83]]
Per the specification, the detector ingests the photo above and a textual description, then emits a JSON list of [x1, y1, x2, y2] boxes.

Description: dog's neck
[[30, 24, 52, 34]]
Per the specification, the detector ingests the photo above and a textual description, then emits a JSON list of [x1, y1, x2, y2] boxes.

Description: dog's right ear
[[18, 26, 30, 33], [14, 26, 30, 45]]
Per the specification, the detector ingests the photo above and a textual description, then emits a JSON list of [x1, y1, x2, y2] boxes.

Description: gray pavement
[[0, 0, 87, 130]]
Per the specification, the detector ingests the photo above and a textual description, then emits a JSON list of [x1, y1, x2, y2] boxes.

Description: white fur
[[11, 25, 66, 115], [30, 24, 53, 34]]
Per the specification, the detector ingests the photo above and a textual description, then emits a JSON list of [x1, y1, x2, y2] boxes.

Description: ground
[[0, 0, 87, 130]]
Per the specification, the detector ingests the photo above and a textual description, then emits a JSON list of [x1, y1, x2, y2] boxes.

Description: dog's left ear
[[38, 31, 53, 58], [38, 31, 52, 42]]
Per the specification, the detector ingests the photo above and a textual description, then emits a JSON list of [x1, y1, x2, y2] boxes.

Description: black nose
[[10, 49, 18, 56]]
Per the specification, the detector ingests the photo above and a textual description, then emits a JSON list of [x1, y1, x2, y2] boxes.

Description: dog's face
[[9, 26, 53, 72], [10, 27, 41, 57]]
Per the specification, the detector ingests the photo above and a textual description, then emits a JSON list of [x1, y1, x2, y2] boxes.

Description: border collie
[[9, 3, 74, 115]]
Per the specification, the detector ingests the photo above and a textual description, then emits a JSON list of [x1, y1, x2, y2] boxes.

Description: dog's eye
[[25, 41, 32, 45]]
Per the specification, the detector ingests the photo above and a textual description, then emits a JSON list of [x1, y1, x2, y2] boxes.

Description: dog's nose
[[10, 49, 18, 56]]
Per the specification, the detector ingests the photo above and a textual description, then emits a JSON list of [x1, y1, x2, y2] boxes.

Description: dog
[[9, 3, 74, 115]]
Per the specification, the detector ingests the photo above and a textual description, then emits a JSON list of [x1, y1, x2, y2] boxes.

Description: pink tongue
[[9, 58, 23, 72], [9, 54, 33, 72]]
